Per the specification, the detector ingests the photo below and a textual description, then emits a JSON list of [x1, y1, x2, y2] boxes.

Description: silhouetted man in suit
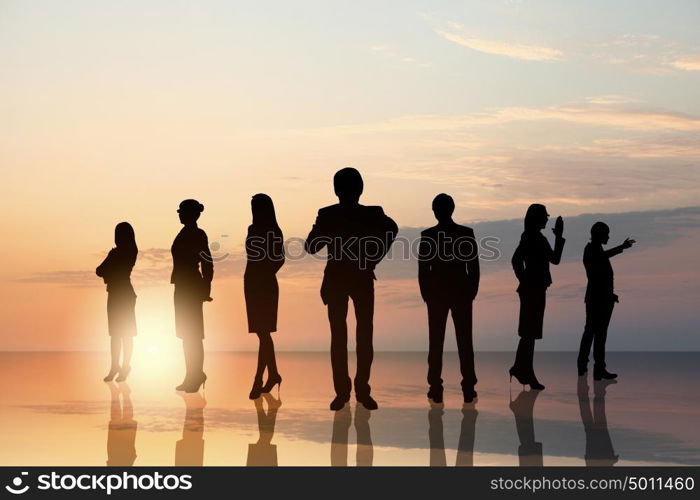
[[419, 194, 480, 404], [577, 222, 635, 380], [305, 168, 398, 411]]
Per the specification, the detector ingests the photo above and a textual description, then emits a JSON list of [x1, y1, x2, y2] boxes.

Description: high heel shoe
[[528, 375, 545, 390], [103, 367, 119, 382], [262, 373, 282, 394], [184, 372, 207, 393], [249, 379, 264, 400], [177, 371, 207, 391], [508, 367, 529, 386], [116, 365, 131, 382]]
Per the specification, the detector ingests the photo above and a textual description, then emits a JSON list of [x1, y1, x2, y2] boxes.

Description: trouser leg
[[578, 301, 596, 369], [328, 298, 351, 398], [452, 301, 477, 390], [427, 301, 449, 390], [352, 279, 375, 398], [593, 301, 614, 372]]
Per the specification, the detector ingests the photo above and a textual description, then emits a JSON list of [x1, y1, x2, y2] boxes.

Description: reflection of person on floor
[[354, 406, 373, 466], [456, 404, 478, 467], [247, 393, 281, 466], [106, 382, 137, 466], [510, 389, 543, 466], [175, 392, 206, 466], [428, 404, 478, 466], [578, 378, 619, 466], [330, 406, 374, 466]]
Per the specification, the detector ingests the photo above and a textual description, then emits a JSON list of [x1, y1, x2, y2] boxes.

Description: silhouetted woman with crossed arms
[[171, 199, 213, 393], [244, 194, 285, 399], [509, 204, 565, 390], [97, 222, 138, 382]]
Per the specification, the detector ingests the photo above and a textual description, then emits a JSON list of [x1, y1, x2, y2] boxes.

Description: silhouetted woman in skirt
[[509, 204, 565, 390], [244, 194, 285, 399], [97, 222, 138, 382]]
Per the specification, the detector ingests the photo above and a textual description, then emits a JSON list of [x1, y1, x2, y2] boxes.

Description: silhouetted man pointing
[[305, 168, 398, 411], [577, 222, 635, 380]]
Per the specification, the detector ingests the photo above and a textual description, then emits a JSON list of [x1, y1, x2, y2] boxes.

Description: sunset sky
[[1, 0, 698, 354]]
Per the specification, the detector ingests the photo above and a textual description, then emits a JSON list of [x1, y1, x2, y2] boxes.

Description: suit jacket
[[96, 247, 137, 294], [418, 221, 480, 303], [170, 226, 214, 296], [583, 242, 623, 303], [305, 203, 398, 279], [511, 230, 565, 292]]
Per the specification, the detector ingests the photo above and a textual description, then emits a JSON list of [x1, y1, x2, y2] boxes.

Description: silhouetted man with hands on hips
[[419, 194, 480, 404], [305, 168, 398, 411]]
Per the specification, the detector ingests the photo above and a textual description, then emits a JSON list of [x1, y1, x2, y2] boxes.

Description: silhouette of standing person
[[510, 389, 543, 466], [509, 204, 565, 390], [578, 377, 619, 466], [246, 393, 282, 466], [419, 194, 480, 404], [96, 222, 138, 382], [305, 168, 398, 411], [106, 382, 137, 466], [577, 222, 635, 380], [171, 199, 213, 393], [244, 194, 285, 399]]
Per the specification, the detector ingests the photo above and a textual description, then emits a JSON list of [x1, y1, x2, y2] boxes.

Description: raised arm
[[549, 216, 565, 265], [550, 234, 566, 265], [604, 238, 634, 258]]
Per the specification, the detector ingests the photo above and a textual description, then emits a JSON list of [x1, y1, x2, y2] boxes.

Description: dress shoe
[[356, 394, 378, 410], [594, 369, 617, 381], [330, 395, 350, 411], [463, 388, 477, 403], [427, 386, 443, 404]]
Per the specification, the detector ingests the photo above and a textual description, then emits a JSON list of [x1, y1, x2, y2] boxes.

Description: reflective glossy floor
[[1, 352, 698, 466]]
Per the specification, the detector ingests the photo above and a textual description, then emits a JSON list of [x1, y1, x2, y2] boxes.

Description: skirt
[[244, 273, 279, 333], [517, 288, 547, 340], [107, 290, 137, 337], [174, 286, 204, 340]]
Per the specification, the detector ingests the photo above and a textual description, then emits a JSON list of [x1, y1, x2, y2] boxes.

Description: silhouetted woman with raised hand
[[244, 194, 285, 399], [97, 222, 138, 382], [509, 204, 565, 390], [171, 199, 213, 393]]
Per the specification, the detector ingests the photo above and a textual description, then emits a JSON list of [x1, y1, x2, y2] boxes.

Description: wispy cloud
[[369, 45, 431, 68], [590, 34, 700, 74], [436, 29, 562, 61], [670, 56, 700, 71], [293, 103, 700, 135]]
